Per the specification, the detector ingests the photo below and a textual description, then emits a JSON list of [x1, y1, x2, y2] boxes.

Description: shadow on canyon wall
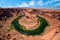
[[0, 8, 60, 21]]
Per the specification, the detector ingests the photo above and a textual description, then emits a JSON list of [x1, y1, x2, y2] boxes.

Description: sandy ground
[[0, 8, 60, 40]]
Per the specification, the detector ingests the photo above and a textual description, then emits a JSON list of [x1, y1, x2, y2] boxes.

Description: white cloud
[[8, 6, 14, 7], [37, 0, 60, 6], [6, 0, 60, 8], [17, 0, 60, 7], [29, 1, 34, 6], [51, 0, 60, 2], [6, 5, 15, 8], [45, 0, 60, 5], [17, 2, 29, 7], [16, 0, 35, 7], [38, 0, 44, 6], [54, 3, 60, 6], [7, 2, 29, 8]]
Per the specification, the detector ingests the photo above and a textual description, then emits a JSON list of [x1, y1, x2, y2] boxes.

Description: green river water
[[11, 15, 49, 36]]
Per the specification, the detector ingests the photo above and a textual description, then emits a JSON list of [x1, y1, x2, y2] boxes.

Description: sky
[[0, 0, 60, 9]]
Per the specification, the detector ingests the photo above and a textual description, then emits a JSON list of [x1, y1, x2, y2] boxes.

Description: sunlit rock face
[[19, 12, 39, 30], [0, 8, 60, 40]]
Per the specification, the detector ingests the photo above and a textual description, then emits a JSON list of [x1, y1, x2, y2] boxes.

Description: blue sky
[[0, 0, 60, 9]]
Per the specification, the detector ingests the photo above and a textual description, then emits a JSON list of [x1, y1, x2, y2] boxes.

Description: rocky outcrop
[[0, 8, 60, 21], [0, 8, 60, 40]]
